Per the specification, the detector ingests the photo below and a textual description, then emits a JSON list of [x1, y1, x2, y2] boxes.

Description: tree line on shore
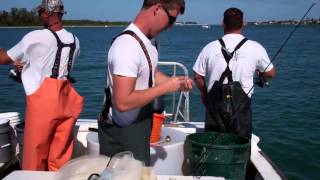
[[1, 8, 319, 27], [0, 8, 129, 26]]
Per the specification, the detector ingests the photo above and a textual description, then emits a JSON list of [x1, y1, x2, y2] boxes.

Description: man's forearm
[[194, 73, 208, 105], [194, 74, 207, 94], [0, 48, 13, 65], [155, 70, 170, 85], [114, 82, 169, 112], [113, 73, 191, 112]]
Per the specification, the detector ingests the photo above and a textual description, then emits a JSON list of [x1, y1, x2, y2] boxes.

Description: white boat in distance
[[3, 62, 286, 180], [201, 25, 210, 29]]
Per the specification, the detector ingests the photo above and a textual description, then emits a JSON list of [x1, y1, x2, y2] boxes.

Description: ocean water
[[1, 25, 320, 179]]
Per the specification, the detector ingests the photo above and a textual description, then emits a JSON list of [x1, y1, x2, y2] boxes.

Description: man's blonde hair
[[142, 0, 185, 14]]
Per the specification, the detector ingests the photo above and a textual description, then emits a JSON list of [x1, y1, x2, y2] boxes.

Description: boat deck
[[4, 171, 219, 180]]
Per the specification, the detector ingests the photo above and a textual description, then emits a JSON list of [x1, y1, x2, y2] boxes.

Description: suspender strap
[[112, 30, 154, 88], [219, 38, 247, 52], [49, 29, 63, 79], [218, 38, 248, 83], [48, 29, 76, 79], [67, 36, 76, 80], [218, 38, 226, 48]]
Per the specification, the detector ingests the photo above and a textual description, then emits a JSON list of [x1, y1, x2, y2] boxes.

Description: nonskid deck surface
[[73, 119, 284, 179], [2, 119, 285, 179], [4, 171, 218, 180]]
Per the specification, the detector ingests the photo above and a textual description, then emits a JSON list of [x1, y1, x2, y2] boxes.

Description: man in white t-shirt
[[0, 0, 83, 171], [98, 0, 192, 165], [193, 8, 276, 139]]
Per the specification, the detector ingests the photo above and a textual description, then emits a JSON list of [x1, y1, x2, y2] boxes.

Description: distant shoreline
[[1, 8, 319, 28], [0, 25, 126, 28], [0, 24, 319, 29]]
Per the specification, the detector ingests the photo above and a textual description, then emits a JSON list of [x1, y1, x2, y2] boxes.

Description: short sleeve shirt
[[107, 23, 158, 91], [7, 29, 80, 95], [106, 23, 159, 126], [193, 34, 273, 97]]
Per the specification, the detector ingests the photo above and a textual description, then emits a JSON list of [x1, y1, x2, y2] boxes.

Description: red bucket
[[150, 113, 165, 143]]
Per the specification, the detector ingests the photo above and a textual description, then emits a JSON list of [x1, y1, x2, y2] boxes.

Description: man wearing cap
[[193, 8, 276, 139], [0, 0, 83, 171], [98, 0, 192, 165]]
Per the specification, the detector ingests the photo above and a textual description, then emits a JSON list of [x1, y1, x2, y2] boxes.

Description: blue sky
[[1, 0, 319, 24]]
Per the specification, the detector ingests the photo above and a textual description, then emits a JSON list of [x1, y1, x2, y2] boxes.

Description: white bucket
[[0, 112, 21, 160], [86, 132, 100, 156], [15, 122, 24, 164], [0, 112, 21, 128], [0, 118, 11, 163]]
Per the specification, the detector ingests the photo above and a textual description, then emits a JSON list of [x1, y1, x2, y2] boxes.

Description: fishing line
[[230, 3, 317, 119], [194, 3, 316, 179], [250, 2, 316, 93]]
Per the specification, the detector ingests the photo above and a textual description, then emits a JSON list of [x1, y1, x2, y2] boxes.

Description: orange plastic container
[[150, 113, 165, 143]]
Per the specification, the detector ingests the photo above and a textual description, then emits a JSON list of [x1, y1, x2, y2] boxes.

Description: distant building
[[246, 18, 320, 26]]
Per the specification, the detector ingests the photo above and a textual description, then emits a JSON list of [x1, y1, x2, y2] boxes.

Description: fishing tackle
[[254, 3, 316, 89], [229, 3, 317, 120], [8, 67, 22, 83]]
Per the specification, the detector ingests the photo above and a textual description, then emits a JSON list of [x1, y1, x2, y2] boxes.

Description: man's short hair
[[143, 0, 185, 14], [223, 8, 243, 31]]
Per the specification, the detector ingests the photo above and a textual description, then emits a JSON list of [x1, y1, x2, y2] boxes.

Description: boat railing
[[157, 61, 190, 122]]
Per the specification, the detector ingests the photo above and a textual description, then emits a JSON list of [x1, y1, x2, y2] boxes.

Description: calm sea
[[0, 25, 319, 179]]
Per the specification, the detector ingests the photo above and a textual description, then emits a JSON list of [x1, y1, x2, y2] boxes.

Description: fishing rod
[[193, 4, 317, 178], [233, 2, 316, 109], [252, 2, 316, 91]]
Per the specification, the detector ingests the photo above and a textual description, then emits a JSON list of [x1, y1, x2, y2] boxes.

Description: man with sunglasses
[[98, 0, 191, 165], [0, 0, 83, 171]]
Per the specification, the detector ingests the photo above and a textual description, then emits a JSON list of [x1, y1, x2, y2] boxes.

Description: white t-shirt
[[7, 28, 80, 95], [107, 23, 158, 91], [106, 23, 158, 126], [193, 34, 273, 97]]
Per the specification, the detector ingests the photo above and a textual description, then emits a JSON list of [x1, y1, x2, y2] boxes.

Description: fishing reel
[[255, 76, 269, 88], [8, 68, 22, 83], [254, 70, 270, 88]]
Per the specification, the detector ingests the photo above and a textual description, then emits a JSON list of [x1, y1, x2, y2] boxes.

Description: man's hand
[[165, 76, 193, 93], [255, 70, 273, 88], [181, 77, 193, 91], [14, 61, 24, 72]]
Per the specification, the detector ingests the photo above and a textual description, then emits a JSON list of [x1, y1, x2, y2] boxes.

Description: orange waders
[[22, 29, 83, 171]]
